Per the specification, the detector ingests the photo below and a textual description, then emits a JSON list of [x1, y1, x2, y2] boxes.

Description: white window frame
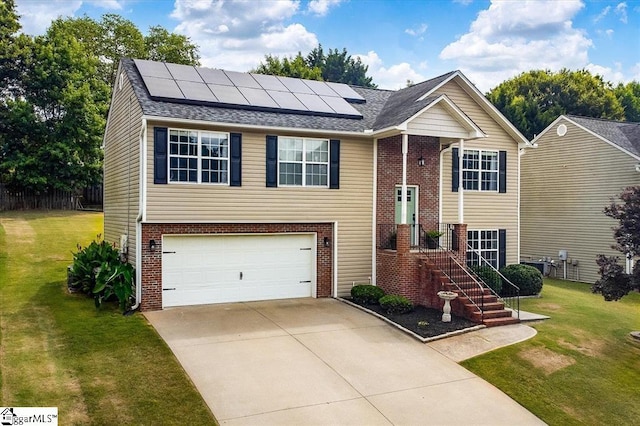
[[168, 128, 230, 185], [278, 136, 329, 187], [462, 149, 498, 192], [467, 229, 499, 268]]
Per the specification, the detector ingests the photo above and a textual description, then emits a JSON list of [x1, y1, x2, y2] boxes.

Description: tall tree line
[[0, 0, 199, 193]]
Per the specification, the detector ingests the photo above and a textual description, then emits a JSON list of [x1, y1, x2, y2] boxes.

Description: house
[[521, 115, 640, 284], [103, 58, 529, 325]]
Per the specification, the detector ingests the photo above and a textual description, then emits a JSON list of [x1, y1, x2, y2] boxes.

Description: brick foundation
[[140, 222, 333, 311]]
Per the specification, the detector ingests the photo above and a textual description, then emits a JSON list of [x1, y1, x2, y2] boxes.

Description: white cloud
[[171, 0, 319, 71], [88, 0, 123, 10], [307, 0, 343, 16], [356, 51, 425, 90], [439, 0, 591, 91], [453, 0, 473, 5], [405, 23, 428, 37], [615, 2, 628, 23], [594, 5, 610, 22], [585, 63, 625, 85]]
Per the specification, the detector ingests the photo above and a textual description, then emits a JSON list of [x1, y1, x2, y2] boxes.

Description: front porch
[[376, 223, 520, 327]]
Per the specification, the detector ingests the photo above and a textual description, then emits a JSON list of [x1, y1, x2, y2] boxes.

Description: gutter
[[130, 118, 147, 311]]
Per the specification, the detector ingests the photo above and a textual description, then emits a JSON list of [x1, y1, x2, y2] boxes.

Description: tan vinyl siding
[[437, 80, 520, 266], [407, 103, 470, 138], [103, 67, 142, 263], [145, 122, 374, 296], [521, 118, 640, 284]]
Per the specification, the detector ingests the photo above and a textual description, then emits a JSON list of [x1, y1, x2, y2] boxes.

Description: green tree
[[145, 26, 200, 65], [487, 69, 625, 140], [253, 44, 377, 88], [615, 81, 640, 122], [0, 0, 31, 98], [0, 30, 109, 192], [593, 187, 640, 302]]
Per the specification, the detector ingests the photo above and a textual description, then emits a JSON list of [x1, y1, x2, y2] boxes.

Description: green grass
[[462, 278, 640, 425], [0, 211, 216, 425]]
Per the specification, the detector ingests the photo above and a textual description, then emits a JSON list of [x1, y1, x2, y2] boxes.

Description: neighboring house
[[103, 58, 529, 325], [521, 115, 640, 284]]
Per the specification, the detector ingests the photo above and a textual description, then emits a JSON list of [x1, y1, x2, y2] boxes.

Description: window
[[278, 137, 329, 186], [169, 129, 228, 184], [463, 149, 498, 191], [467, 230, 499, 268]]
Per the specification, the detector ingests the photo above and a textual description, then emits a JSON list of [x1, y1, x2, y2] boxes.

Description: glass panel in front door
[[394, 187, 417, 246]]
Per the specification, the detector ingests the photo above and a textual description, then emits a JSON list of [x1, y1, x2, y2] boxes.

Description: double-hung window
[[463, 149, 498, 191], [467, 230, 499, 268], [169, 129, 229, 184], [278, 137, 329, 187]]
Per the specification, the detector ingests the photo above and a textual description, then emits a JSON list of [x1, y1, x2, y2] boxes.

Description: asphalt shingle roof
[[567, 115, 640, 158], [122, 59, 464, 135]]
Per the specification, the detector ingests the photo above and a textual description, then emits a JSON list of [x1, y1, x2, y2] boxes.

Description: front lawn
[[462, 278, 640, 425], [0, 211, 216, 424]]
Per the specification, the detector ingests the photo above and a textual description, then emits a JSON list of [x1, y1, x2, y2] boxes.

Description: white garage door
[[162, 234, 315, 307]]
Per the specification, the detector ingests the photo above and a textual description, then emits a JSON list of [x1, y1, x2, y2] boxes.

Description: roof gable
[[533, 115, 640, 161]]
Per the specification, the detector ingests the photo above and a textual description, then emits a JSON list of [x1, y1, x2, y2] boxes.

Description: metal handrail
[[465, 242, 520, 319]]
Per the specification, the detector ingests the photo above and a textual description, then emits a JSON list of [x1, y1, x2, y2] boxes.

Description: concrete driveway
[[145, 298, 543, 425]]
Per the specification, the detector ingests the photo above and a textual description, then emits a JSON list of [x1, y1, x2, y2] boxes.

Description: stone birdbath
[[437, 291, 458, 322]]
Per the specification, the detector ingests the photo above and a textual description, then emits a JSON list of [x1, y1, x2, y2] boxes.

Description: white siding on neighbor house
[[103, 67, 143, 263], [521, 118, 640, 284], [407, 103, 471, 139], [436, 80, 521, 267], [145, 121, 374, 297]]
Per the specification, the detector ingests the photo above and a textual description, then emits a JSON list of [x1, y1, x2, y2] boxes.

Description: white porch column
[[401, 134, 408, 224], [458, 138, 464, 224]]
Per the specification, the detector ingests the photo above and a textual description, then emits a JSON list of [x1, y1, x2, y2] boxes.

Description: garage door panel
[[162, 234, 315, 307]]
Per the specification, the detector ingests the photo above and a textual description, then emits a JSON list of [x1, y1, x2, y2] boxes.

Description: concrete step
[[482, 316, 520, 327]]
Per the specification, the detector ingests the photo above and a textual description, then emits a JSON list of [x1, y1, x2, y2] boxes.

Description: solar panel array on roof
[[133, 59, 363, 118]]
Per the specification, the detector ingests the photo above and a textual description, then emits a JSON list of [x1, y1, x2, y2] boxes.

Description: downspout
[[130, 118, 147, 311], [372, 138, 378, 285], [518, 147, 525, 263], [439, 144, 453, 227]]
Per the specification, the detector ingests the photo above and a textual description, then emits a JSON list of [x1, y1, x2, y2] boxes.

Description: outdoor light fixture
[[418, 156, 425, 166], [149, 239, 157, 251], [323, 237, 330, 247]]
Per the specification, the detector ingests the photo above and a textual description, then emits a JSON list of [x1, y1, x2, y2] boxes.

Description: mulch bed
[[349, 300, 478, 339]]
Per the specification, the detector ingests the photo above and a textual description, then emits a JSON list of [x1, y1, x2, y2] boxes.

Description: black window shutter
[[230, 133, 242, 187], [452, 147, 459, 192], [498, 229, 507, 269], [154, 127, 168, 184], [329, 139, 340, 189], [498, 150, 507, 193], [266, 135, 278, 187]]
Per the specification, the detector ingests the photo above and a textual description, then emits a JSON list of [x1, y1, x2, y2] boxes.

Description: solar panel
[[325, 82, 365, 102], [320, 95, 362, 117], [197, 67, 234, 86], [166, 63, 203, 83], [207, 84, 249, 105], [251, 73, 288, 91], [294, 93, 334, 113], [144, 76, 185, 99], [238, 87, 278, 108], [224, 71, 261, 89], [278, 76, 315, 94], [267, 90, 308, 111], [176, 80, 218, 102], [303, 79, 340, 97], [134, 59, 172, 79]]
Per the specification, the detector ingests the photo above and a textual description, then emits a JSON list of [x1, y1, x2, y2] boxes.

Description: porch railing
[[466, 243, 520, 319], [377, 224, 398, 250]]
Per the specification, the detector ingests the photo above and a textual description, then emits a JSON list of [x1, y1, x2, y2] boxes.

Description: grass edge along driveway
[[462, 278, 640, 426], [0, 211, 216, 425]]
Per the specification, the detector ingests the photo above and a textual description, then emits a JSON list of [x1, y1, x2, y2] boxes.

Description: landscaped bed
[[345, 298, 479, 340]]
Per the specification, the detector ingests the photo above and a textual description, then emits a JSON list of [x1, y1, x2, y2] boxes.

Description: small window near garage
[[168, 129, 229, 184]]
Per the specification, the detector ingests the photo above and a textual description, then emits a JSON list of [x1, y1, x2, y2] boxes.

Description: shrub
[[500, 264, 543, 296], [379, 294, 413, 315], [70, 236, 135, 312], [471, 265, 502, 294], [351, 285, 385, 305]]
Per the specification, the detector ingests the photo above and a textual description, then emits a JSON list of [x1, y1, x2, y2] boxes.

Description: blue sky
[[14, 0, 640, 92]]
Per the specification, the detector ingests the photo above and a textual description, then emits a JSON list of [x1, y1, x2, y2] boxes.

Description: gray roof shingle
[[567, 115, 640, 158]]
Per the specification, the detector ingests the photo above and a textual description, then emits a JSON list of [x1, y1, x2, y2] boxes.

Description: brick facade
[[375, 135, 440, 304], [140, 222, 333, 311]]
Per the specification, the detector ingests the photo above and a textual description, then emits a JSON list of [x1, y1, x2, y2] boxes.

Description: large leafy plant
[[70, 235, 134, 312]]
